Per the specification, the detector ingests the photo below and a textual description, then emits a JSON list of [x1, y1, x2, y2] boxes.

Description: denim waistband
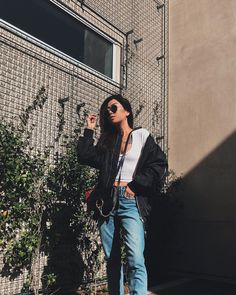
[[115, 185, 126, 194], [115, 185, 126, 189]]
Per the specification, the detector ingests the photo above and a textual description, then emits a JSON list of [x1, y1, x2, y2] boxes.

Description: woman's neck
[[118, 121, 132, 137]]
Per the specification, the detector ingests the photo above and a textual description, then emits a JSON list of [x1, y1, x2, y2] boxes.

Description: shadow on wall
[[146, 130, 236, 284], [145, 171, 184, 286]]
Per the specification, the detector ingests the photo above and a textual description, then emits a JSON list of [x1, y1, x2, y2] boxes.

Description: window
[[0, 0, 115, 79]]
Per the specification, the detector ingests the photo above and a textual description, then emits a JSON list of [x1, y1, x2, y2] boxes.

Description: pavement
[[147, 278, 236, 295]]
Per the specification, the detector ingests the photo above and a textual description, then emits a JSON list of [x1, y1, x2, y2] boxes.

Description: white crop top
[[115, 128, 150, 182]]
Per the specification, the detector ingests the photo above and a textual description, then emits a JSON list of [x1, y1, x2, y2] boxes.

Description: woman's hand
[[86, 113, 97, 129], [125, 186, 135, 199]]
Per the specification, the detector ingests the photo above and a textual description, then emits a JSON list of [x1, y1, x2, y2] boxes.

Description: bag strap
[[96, 127, 141, 217], [116, 129, 134, 185], [116, 127, 142, 183]]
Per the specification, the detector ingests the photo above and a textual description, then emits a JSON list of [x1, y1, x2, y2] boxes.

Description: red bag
[[84, 186, 98, 214], [85, 187, 95, 202]]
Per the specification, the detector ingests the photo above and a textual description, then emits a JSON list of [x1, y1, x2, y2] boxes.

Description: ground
[[148, 278, 236, 295]]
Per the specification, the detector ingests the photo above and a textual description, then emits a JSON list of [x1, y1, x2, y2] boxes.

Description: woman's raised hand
[[86, 113, 97, 129]]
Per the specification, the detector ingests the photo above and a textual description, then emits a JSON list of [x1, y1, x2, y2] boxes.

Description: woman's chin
[[109, 118, 122, 126], [109, 118, 117, 123]]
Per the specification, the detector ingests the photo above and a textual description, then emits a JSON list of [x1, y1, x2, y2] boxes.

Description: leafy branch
[[0, 87, 101, 294]]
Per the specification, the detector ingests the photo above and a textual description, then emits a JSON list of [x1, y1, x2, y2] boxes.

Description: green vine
[[0, 88, 101, 294], [55, 96, 69, 142], [134, 103, 145, 119], [0, 114, 48, 292], [18, 86, 48, 133]]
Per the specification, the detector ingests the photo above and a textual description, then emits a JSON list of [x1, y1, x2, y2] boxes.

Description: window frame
[[0, 0, 123, 84]]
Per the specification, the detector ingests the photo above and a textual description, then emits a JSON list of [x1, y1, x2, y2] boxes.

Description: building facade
[[0, 0, 168, 293]]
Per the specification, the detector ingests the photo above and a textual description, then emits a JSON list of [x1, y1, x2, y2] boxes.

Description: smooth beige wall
[[168, 0, 236, 279], [169, 0, 236, 175]]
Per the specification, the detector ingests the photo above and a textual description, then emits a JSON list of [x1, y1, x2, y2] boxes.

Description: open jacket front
[[77, 128, 168, 223]]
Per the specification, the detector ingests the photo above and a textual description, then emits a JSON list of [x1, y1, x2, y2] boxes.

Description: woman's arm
[[77, 113, 102, 169], [127, 136, 168, 195], [77, 128, 102, 169]]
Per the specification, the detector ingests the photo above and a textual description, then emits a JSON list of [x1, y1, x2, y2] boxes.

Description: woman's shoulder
[[133, 127, 150, 135], [133, 127, 150, 144]]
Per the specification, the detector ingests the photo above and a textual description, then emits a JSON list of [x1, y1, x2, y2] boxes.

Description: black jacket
[[77, 128, 168, 223]]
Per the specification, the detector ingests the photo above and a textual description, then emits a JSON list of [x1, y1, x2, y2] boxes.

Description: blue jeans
[[99, 186, 147, 295]]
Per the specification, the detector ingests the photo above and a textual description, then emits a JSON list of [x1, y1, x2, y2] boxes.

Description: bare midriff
[[113, 180, 128, 187]]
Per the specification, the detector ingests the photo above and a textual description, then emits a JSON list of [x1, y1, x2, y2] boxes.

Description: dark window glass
[[0, 0, 113, 78]]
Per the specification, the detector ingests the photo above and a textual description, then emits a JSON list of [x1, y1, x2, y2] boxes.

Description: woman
[[77, 94, 167, 294]]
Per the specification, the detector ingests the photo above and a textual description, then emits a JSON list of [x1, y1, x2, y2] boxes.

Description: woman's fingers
[[88, 114, 97, 122], [86, 113, 97, 128], [125, 186, 135, 198]]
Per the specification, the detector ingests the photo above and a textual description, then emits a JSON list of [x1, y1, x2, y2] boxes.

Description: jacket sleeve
[[127, 136, 168, 195], [77, 128, 102, 169]]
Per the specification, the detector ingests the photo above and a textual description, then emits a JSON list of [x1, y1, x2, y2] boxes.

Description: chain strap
[[96, 130, 134, 217]]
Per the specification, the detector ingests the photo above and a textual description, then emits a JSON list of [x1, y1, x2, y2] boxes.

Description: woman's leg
[[118, 192, 147, 295], [99, 215, 124, 295]]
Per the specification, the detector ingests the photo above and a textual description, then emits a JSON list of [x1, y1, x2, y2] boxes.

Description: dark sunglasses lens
[[110, 105, 117, 113]]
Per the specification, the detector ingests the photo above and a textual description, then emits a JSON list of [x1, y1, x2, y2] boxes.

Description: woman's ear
[[126, 111, 130, 117]]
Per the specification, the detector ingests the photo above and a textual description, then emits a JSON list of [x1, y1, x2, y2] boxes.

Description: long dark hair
[[98, 94, 134, 151]]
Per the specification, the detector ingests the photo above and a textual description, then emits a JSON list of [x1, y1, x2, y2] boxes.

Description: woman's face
[[106, 99, 130, 125]]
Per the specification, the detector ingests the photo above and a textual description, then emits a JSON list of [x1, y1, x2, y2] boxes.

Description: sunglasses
[[106, 104, 118, 114]]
